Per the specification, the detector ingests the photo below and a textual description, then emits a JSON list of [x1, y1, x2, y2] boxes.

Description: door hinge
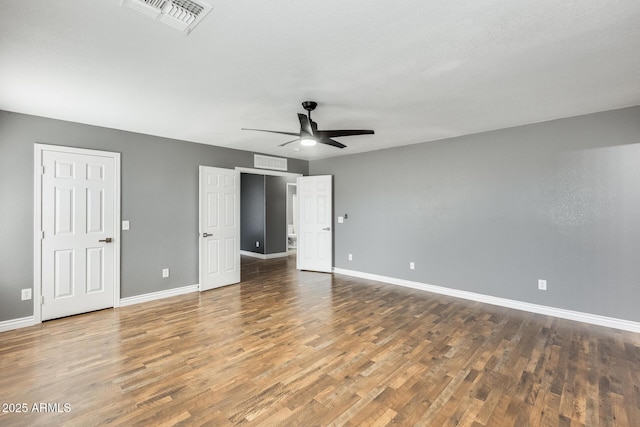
[[41, 296, 44, 305], [41, 165, 45, 174], [41, 231, 44, 239]]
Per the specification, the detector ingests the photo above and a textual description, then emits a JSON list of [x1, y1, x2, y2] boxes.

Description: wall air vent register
[[254, 155, 288, 172], [121, 0, 212, 34]]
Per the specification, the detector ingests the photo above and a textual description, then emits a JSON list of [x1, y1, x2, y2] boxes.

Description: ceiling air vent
[[254, 155, 288, 172], [121, 0, 212, 34]]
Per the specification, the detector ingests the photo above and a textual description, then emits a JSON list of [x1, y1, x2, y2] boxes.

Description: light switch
[[122, 220, 130, 230], [338, 216, 344, 223]]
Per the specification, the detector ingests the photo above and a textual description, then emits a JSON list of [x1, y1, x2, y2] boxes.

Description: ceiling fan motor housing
[[302, 101, 317, 112]]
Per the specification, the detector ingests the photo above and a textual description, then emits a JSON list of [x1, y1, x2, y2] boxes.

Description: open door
[[296, 175, 332, 273], [199, 166, 240, 291]]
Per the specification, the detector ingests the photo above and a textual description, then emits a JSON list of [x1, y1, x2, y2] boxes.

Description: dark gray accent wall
[[310, 106, 640, 322], [0, 111, 308, 322], [265, 176, 287, 254], [286, 183, 297, 229], [240, 173, 265, 254], [240, 174, 288, 255]]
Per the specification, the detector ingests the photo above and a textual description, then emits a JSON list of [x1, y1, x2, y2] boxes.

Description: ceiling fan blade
[[319, 138, 347, 149], [242, 128, 300, 137], [298, 114, 313, 136], [319, 129, 375, 138], [279, 138, 299, 147]]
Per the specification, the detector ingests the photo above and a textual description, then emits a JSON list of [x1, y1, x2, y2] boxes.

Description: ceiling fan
[[242, 101, 374, 149]]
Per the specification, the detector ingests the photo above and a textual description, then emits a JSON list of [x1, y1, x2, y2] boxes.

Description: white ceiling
[[1, 1, 639, 161]]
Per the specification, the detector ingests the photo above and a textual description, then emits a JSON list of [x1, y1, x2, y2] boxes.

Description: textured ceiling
[[1, 0, 639, 160]]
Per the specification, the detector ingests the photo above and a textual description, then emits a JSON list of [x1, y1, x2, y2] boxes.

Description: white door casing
[[199, 166, 240, 291], [296, 175, 333, 273], [35, 144, 120, 321]]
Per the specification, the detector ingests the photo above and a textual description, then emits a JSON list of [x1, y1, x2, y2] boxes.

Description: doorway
[[235, 167, 301, 262], [286, 182, 297, 254]]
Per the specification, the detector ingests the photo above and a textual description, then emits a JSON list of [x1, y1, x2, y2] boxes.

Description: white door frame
[[234, 167, 303, 180], [286, 182, 297, 253], [33, 143, 121, 323]]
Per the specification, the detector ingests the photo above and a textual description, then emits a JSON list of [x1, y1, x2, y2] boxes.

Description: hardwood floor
[[2, 255, 640, 426]]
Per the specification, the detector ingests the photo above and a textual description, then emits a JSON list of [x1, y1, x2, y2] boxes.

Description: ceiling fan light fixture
[[300, 137, 317, 147], [241, 100, 374, 149]]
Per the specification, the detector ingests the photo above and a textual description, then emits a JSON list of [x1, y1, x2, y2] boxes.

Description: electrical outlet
[[21, 288, 32, 301], [538, 279, 547, 290], [162, 268, 170, 278], [348, 253, 352, 261], [410, 262, 415, 270], [256, 241, 260, 248]]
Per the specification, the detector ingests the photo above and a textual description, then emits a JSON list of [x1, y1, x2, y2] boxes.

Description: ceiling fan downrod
[[302, 101, 317, 122]]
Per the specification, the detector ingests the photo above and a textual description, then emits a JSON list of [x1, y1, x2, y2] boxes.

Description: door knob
[[202, 233, 212, 237], [322, 227, 331, 231], [99, 238, 113, 243]]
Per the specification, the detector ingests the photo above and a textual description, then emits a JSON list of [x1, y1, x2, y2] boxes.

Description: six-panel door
[[297, 175, 333, 273], [41, 150, 116, 320], [199, 166, 240, 291]]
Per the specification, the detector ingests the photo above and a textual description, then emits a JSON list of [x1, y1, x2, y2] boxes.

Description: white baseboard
[[333, 268, 640, 334], [0, 316, 37, 333], [119, 284, 199, 307], [241, 250, 288, 260], [5, 273, 637, 335]]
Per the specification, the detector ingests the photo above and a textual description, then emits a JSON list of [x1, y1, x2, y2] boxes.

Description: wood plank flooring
[[1, 255, 640, 426]]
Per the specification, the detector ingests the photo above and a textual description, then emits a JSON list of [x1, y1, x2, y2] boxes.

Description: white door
[[40, 148, 118, 320], [297, 175, 333, 273], [199, 166, 240, 291]]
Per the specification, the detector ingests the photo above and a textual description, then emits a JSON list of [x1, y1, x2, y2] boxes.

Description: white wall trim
[[240, 250, 288, 260], [33, 145, 43, 324], [120, 284, 199, 307], [333, 268, 640, 333], [4, 284, 199, 331], [235, 167, 303, 178], [0, 316, 37, 333]]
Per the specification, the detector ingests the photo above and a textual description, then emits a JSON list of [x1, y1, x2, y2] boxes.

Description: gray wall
[[0, 111, 308, 322], [240, 173, 265, 254], [265, 176, 287, 254], [310, 106, 640, 322], [286, 184, 297, 230]]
